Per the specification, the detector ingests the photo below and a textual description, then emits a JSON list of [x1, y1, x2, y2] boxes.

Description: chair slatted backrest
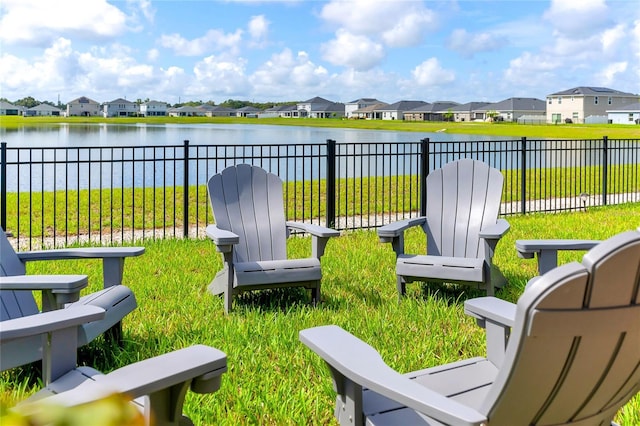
[[208, 165, 288, 263], [484, 231, 640, 424], [424, 159, 503, 258], [1, 228, 40, 320]]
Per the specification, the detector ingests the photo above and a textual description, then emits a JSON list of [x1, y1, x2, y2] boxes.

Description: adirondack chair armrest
[[300, 326, 487, 426], [17, 247, 145, 288], [478, 219, 510, 241], [206, 225, 239, 253], [0, 305, 106, 342], [18, 345, 228, 414], [377, 217, 426, 242], [515, 239, 600, 275], [286, 222, 340, 258], [0, 275, 88, 308], [286, 221, 340, 238], [464, 297, 516, 328]]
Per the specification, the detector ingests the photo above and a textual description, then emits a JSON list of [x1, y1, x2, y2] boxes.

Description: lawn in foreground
[[1, 203, 639, 424]]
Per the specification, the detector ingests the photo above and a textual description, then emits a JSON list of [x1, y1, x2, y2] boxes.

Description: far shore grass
[[2, 115, 640, 139], [1, 204, 639, 424]]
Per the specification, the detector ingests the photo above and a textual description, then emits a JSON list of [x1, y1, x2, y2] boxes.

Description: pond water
[[0, 122, 502, 147]]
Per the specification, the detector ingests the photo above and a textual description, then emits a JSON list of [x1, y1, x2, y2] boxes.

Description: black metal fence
[[1, 137, 639, 249]]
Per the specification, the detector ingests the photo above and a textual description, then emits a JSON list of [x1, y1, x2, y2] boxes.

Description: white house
[[345, 98, 385, 118], [0, 100, 23, 115], [140, 101, 167, 117], [546, 87, 638, 124], [475, 97, 546, 122], [67, 96, 101, 116], [377, 100, 428, 120], [607, 102, 640, 125], [24, 103, 63, 117], [103, 98, 139, 117]]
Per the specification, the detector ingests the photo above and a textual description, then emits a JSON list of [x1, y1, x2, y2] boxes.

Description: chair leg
[[396, 276, 406, 300], [311, 282, 321, 306], [223, 289, 233, 314], [105, 322, 124, 347]]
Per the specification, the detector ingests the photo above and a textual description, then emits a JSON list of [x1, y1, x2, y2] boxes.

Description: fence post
[[520, 137, 527, 215], [326, 139, 336, 228], [420, 138, 429, 217], [602, 136, 608, 206], [183, 140, 190, 238], [1, 142, 6, 231]]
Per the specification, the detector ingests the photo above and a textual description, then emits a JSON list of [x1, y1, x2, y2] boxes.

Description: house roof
[[347, 98, 381, 104], [606, 102, 640, 112], [68, 96, 99, 104], [450, 102, 491, 112], [352, 103, 389, 113], [236, 106, 261, 112], [549, 87, 637, 97], [0, 100, 19, 109], [378, 100, 428, 112], [300, 96, 333, 104], [28, 103, 63, 112], [313, 102, 345, 112], [476, 97, 545, 112], [405, 101, 460, 113], [105, 97, 135, 105]]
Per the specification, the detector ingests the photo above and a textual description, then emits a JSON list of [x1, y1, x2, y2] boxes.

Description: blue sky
[[1, 0, 638, 105]]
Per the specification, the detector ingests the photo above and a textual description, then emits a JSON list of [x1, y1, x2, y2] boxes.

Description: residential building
[[546, 87, 638, 124], [140, 101, 167, 117], [345, 98, 385, 118], [351, 102, 388, 120], [377, 100, 428, 120], [202, 105, 235, 117], [167, 106, 205, 117], [476, 97, 546, 122], [0, 100, 23, 115], [449, 102, 490, 122], [67, 96, 101, 117], [607, 102, 640, 125], [258, 104, 298, 118], [24, 103, 63, 117], [404, 101, 460, 121], [296, 97, 335, 118], [103, 98, 139, 117], [235, 106, 261, 117]]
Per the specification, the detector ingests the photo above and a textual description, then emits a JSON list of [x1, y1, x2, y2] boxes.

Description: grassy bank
[[2, 115, 640, 139], [1, 204, 639, 424], [5, 165, 638, 239]]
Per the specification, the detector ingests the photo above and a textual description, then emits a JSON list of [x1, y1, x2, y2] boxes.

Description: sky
[[1, 0, 639, 106]]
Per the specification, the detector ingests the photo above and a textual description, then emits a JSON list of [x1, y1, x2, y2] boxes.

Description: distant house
[[202, 105, 235, 117], [351, 102, 388, 120], [476, 97, 546, 122], [167, 106, 205, 117], [0, 100, 23, 116], [607, 102, 640, 125], [449, 102, 490, 122], [404, 101, 460, 121], [67, 96, 101, 117], [546, 87, 638, 124], [140, 101, 167, 117], [235, 106, 261, 117], [345, 98, 385, 119], [103, 98, 139, 117], [24, 103, 63, 117], [377, 100, 428, 120], [296, 97, 336, 118], [309, 102, 345, 118], [259, 104, 298, 118]]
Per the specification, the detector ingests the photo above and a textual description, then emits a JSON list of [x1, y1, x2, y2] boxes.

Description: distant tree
[[14, 96, 39, 108], [443, 109, 454, 122], [486, 110, 499, 122]]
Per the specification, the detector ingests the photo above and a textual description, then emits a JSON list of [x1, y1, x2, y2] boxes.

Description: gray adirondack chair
[[2, 305, 227, 426], [1, 227, 143, 375], [301, 229, 640, 426], [207, 164, 339, 313], [377, 159, 509, 297]]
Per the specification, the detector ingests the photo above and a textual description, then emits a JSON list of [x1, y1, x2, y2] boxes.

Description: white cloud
[[0, 0, 129, 46], [159, 29, 243, 56], [190, 55, 249, 96], [543, 0, 611, 38], [250, 49, 329, 99], [596, 62, 628, 87], [411, 58, 455, 86], [320, 30, 385, 71], [447, 29, 504, 58], [248, 15, 269, 41], [503, 51, 559, 89], [147, 48, 160, 62], [320, 0, 436, 47]]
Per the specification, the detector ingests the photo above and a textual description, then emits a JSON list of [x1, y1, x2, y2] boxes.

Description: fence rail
[[1, 137, 639, 249]]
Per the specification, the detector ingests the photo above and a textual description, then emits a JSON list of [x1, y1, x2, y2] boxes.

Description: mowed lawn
[[1, 203, 640, 424]]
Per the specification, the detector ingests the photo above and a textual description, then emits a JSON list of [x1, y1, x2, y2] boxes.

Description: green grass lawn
[[2, 203, 640, 424], [2, 115, 640, 139]]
